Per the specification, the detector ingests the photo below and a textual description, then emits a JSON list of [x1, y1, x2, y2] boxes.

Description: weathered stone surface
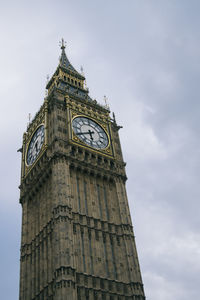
[[19, 49, 145, 300]]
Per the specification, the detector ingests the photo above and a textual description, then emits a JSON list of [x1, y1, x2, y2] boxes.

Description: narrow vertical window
[[89, 234, 94, 274], [76, 176, 81, 212], [130, 237, 137, 270], [110, 236, 118, 279], [97, 184, 102, 218], [81, 233, 86, 273], [103, 185, 110, 221], [103, 236, 109, 277], [84, 181, 88, 215], [121, 185, 128, 223]]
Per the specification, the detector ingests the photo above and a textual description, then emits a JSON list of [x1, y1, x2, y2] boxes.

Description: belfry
[[19, 41, 145, 300]]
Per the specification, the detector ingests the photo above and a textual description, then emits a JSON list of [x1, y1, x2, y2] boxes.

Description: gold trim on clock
[[70, 113, 113, 156], [25, 123, 46, 168]]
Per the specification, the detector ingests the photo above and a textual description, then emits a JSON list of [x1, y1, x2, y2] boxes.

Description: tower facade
[[19, 41, 145, 300]]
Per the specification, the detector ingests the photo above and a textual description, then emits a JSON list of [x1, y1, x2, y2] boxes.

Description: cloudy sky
[[1, 1, 200, 299]]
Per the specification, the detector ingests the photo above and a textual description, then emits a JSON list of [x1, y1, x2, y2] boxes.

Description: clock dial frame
[[72, 116, 109, 150], [26, 125, 45, 166]]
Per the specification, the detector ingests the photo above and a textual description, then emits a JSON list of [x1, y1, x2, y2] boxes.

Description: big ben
[[19, 40, 145, 300]]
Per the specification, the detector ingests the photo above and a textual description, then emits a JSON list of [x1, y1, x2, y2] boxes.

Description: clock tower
[[19, 40, 145, 300]]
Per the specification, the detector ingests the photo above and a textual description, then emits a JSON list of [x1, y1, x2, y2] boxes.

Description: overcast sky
[[0, 1, 200, 299]]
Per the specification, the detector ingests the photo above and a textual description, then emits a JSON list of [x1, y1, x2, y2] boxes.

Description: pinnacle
[[59, 39, 79, 74]]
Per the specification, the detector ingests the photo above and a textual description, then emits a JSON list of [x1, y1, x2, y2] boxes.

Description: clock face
[[26, 125, 45, 166], [72, 117, 109, 149]]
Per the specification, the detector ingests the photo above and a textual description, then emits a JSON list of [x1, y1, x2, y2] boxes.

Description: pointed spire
[[59, 38, 79, 74], [46, 39, 85, 91]]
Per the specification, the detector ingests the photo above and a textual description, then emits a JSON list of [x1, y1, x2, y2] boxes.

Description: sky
[[0, 1, 200, 299]]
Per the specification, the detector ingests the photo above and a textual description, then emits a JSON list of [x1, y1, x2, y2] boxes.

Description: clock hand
[[35, 141, 38, 152], [76, 131, 95, 140], [88, 129, 94, 140], [76, 131, 95, 135]]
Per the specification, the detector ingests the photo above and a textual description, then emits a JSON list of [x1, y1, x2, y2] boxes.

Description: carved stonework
[[19, 44, 145, 300]]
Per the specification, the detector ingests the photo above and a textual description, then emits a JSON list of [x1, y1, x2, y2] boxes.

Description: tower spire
[[46, 39, 85, 91], [59, 38, 78, 74]]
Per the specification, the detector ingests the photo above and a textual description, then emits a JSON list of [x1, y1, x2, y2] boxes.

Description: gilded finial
[[28, 113, 31, 123], [112, 112, 116, 123], [46, 74, 49, 83], [27, 113, 32, 129], [59, 38, 66, 50], [84, 77, 88, 90], [80, 66, 84, 75], [104, 95, 109, 109]]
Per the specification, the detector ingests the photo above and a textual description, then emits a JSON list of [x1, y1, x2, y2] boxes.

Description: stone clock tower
[[19, 40, 145, 300]]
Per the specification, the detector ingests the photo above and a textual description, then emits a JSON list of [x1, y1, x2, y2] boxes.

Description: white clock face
[[26, 125, 45, 166], [72, 117, 109, 149]]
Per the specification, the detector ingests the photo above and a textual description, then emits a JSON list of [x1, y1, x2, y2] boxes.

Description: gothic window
[[76, 176, 81, 212], [84, 181, 88, 215], [92, 277, 96, 287], [87, 217, 90, 226], [123, 284, 128, 294], [81, 233, 86, 272], [110, 161, 114, 169], [71, 146, 76, 156], [103, 185, 110, 221], [94, 219, 98, 228], [101, 222, 105, 230], [102, 293, 106, 300], [85, 151, 89, 161], [103, 233, 106, 243], [77, 274, 80, 283], [121, 185, 129, 223], [89, 236, 94, 274], [77, 287, 81, 300], [73, 223, 76, 234], [103, 240, 109, 277], [100, 279, 104, 289], [97, 184, 102, 218], [84, 277, 88, 285], [110, 237, 118, 279], [95, 230, 99, 241]]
